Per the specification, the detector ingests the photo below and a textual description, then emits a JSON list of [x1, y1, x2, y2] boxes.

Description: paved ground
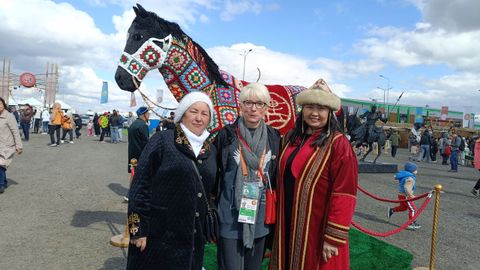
[[0, 130, 478, 269]]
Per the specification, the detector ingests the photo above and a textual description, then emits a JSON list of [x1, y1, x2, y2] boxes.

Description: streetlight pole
[[240, 49, 252, 81], [379, 74, 391, 116]]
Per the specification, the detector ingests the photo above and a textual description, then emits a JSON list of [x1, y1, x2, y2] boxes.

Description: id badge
[[238, 182, 260, 224]]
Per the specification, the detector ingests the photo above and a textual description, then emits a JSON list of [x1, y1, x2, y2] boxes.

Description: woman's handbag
[[191, 161, 219, 243], [265, 188, 276, 224], [445, 145, 452, 156]]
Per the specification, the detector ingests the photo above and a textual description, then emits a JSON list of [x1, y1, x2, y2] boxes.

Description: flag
[[130, 92, 137, 107], [415, 107, 423, 123], [100, 81, 108, 104]]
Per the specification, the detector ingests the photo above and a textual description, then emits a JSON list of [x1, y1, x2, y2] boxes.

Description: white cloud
[[207, 43, 352, 97], [221, 0, 262, 21], [357, 24, 480, 71]]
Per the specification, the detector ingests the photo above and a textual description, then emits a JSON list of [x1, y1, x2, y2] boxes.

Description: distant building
[[340, 98, 465, 128]]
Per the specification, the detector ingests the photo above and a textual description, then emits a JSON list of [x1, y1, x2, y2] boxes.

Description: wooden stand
[[110, 159, 137, 248]]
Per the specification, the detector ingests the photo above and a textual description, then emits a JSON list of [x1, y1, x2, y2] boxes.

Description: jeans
[[418, 144, 431, 162], [118, 128, 123, 141], [111, 127, 119, 143], [450, 150, 459, 171], [42, 121, 49, 133], [20, 122, 30, 141], [0, 166, 6, 188]]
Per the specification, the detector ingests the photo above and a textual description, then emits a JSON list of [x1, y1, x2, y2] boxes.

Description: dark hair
[[0, 97, 8, 112], [288, 109, 343, 147]]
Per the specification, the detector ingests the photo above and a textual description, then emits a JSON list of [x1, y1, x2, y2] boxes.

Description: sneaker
[[407, 221, 421, 230], [60, 140, 65, 143], [471, 189, 480, 197], [123, 196, 129, 202], [0, 186, 4, 193], [69, 141, 74, 144], [387, 207, 394, 222], [49, 143, 58, 147]]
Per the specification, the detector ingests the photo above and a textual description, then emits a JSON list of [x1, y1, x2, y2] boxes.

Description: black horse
[[346, 113, 386, 163]]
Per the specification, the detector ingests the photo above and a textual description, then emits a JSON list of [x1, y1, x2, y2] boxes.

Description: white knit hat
[[295, 79, 341, 111], [174, 91, 214, 123]]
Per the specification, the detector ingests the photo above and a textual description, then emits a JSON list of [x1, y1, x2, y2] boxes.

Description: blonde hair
[[239, 83, 271, 104]]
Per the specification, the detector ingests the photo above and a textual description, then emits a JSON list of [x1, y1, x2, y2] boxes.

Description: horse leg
[[373, 143, 382, 163], [360, 143, 373, 162]]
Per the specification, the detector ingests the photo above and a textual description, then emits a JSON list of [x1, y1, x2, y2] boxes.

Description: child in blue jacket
[[387, 162, 421, 230]]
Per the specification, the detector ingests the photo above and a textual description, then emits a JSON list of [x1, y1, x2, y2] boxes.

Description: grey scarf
[[235, 117, 269, 248]]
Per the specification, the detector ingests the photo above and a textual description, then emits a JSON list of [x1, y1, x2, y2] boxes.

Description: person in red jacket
[[271, 79, 358, 270]]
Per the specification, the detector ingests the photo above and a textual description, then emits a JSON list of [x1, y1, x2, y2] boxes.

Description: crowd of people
[[406, 124, 476, 172]]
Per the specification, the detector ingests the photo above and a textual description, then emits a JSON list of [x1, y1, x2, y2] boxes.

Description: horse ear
[[136, 4, 148, 16], [133, 6, 140, 16]]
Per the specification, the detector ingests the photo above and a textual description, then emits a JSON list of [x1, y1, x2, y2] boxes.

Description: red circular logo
[[19, 72, 36, 88]]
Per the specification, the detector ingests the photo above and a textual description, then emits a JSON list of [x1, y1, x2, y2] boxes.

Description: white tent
[[19, 97, 43, 107], [8, 97, 17, 106]]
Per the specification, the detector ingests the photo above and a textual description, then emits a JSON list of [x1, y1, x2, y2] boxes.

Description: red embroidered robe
[[271, 132, 358, 270]]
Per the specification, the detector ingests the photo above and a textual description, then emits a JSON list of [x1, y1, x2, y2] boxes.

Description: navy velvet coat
[[127, 125, 216, 270]]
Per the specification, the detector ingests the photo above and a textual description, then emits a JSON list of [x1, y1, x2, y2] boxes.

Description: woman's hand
[[16, 148, 23, 155], [322, 241, 338, 263], [130, 237, 147, 252]]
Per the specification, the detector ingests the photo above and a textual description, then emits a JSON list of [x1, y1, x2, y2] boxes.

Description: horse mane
[[135, 6, 228, 87]]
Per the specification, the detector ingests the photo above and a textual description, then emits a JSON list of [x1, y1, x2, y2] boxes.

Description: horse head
[[115, 4, 227, 92], [115, 4, 307, 135]]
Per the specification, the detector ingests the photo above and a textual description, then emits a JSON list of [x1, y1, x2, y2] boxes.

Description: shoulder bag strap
[[191, 160, 211, 209]]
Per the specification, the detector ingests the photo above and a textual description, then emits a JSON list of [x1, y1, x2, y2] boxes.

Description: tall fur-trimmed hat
[[296, 79, 341, 111]]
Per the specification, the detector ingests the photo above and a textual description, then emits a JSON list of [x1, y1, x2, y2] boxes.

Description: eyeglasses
[[242, 100, 267, 109]]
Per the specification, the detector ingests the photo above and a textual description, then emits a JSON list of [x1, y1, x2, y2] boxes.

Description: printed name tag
[[238, 182, 260, 224], [238, 198, 258, 224]]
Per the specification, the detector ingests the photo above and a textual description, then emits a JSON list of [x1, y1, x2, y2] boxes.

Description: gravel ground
[[0, 130, 478, 269]]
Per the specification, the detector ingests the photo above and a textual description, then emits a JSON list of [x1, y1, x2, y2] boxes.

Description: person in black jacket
[[127, 107, 150, 173], [214, 83, 280, 270], [417, 130, 432, 162], [73, 114, 82, 138], [127, 92, 216, 270]]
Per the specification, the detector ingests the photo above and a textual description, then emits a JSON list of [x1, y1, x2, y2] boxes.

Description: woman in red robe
[[270, 79, 358, 270]]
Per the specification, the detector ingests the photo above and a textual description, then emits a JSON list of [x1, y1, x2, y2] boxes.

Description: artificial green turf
[[203, 229, 413, 270]]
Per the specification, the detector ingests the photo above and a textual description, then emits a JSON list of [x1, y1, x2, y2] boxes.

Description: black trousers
[[474, 178, 480, 190], [100, 128, 107, 141], [49, 125, 61, 145], [217, 237, 266, 270], [62, 129, 73, 141], [391, 145, 398, 157]]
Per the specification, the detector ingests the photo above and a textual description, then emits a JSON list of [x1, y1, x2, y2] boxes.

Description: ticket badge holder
[[238, 182, 260, 224]]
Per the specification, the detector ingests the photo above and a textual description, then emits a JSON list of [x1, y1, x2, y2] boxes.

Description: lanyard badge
[[237, 144, 267, 225]]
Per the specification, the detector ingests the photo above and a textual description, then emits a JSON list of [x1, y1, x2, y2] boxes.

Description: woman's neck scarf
[[180, 123, 210, 157], [235, 117, 269, 248]]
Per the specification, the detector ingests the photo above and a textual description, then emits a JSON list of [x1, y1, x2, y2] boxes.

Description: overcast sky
[[1, 0, 479, 114]]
